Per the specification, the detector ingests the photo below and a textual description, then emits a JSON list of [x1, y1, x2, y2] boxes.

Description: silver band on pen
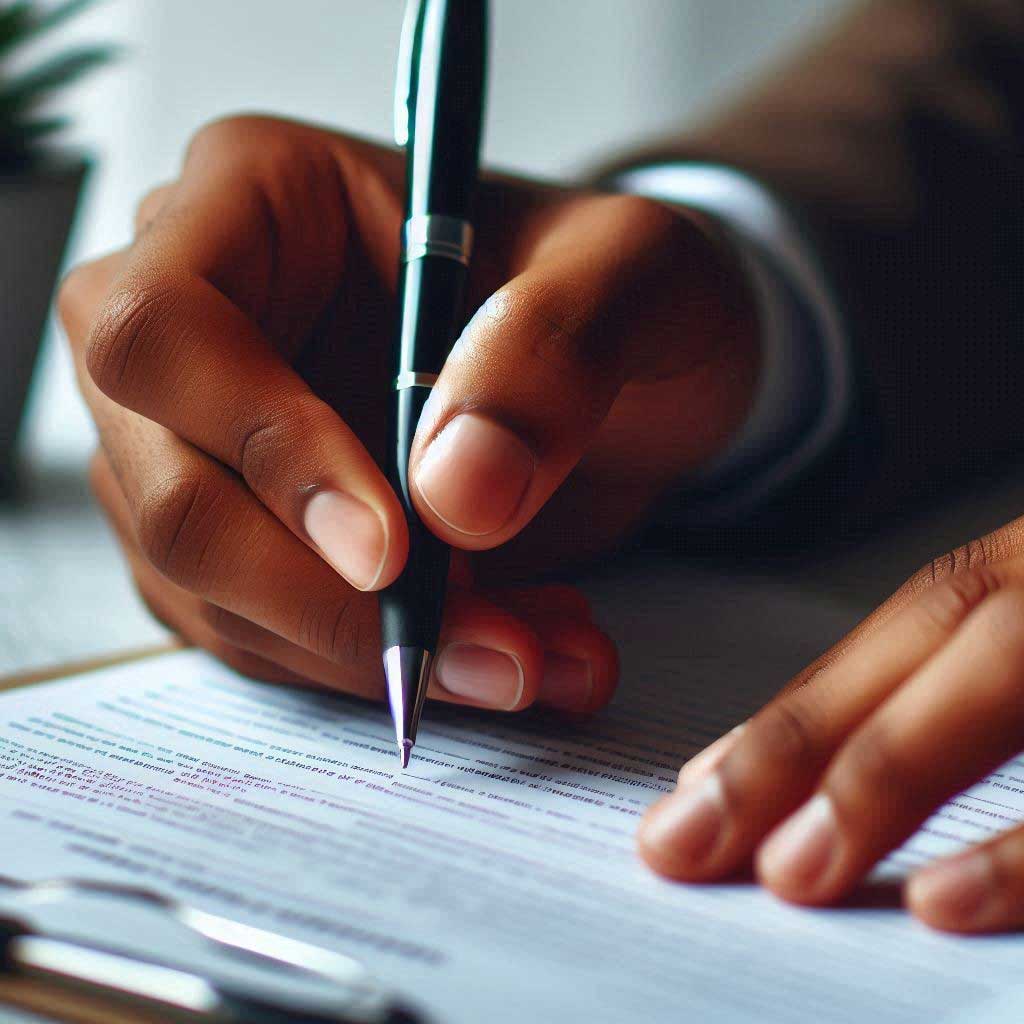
[[394, 370, 439, 391], [401, 214, 474, 265]]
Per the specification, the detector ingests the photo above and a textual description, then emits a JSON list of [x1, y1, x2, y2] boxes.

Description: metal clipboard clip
[[0, 874, 421, 1023]]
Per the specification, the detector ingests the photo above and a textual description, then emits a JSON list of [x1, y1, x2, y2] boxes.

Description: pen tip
[[399, 739, 413, 769]]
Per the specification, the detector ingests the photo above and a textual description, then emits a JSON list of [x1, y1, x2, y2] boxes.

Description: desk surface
[[0, 464, 168, 681]]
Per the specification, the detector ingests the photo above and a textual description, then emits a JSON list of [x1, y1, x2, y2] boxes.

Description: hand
[[638, 516, 1024, 933], [60, 115, 758, 711]]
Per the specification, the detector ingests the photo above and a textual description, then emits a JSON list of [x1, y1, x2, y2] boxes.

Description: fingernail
[[540, 653, 593, 711], [908, 853, 998, 928], [679, 723, 747, 786], [758, 793, 837, 891], [415, 413, 535, 536], [642, 773, 727, 869], [304, 490, 388, 591], [435, 643, 525, 709]]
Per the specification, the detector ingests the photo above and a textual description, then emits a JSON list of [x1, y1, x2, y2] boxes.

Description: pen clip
[[394, 0, 424, 146]]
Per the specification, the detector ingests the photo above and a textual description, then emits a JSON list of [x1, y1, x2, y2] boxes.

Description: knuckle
[[833, 724, 916, 803], [134, 471, 225, 591], [188, 115, 260, 155], [134, 184, 172, 232], [187, 114, 301, 171], [915, 566, 1003, 634], [922, 538, 995, 589], [231, 394, 329, 492], [749, 700, 822, 767], [297, 595, 361, 664], [85, 279, 183, 402]]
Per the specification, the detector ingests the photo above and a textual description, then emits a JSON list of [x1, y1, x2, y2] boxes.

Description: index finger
[[70, 117, 410, 592]]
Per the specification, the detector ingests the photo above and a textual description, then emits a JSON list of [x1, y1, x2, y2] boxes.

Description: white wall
[[23, 0, 850, 469]]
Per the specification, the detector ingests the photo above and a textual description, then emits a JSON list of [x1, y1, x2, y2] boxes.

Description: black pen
[[381, 0, 487, 768]]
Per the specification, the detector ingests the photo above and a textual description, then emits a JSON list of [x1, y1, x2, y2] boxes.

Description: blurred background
[[3, 0, 850, 674]]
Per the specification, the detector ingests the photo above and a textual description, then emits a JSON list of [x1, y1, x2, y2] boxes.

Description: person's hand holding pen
[[59, 116, 759, 715]]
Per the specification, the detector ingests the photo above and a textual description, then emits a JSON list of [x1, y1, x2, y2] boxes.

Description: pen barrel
[[380, 385, 451, 652], [405, 0, 487, 218], [380, 253, 467, 653], [394, 252, 469, 380]]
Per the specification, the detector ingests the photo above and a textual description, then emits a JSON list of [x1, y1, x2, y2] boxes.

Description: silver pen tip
[[399, 739, 414, 769], [384, 646, 432, 771]]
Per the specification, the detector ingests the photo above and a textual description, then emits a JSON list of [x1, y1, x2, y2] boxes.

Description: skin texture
[[640, 515, 1024, 935], [60, 115, 758, 718]]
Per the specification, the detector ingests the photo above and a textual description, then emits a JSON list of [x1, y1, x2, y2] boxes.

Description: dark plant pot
[[0, 156, 88, 495]]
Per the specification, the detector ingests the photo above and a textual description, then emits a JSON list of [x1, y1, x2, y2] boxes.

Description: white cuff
[[611, 163, 853, 521]]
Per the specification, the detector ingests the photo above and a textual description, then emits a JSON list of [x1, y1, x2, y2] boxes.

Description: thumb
[[408, 193, 753, 550]]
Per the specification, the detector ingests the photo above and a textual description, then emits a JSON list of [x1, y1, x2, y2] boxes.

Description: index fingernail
[[415, 413, 535, 536], [304, 490, 389, 591]]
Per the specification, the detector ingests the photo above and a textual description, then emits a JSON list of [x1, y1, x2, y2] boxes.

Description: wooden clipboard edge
[[0, 977, 163, 1024], [0, 641, 184, 694], [0, 640, 190, 1023]]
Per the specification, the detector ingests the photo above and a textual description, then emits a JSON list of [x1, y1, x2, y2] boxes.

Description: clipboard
[[0, 644, 173, 1024], [0, 646, 416, 1024]]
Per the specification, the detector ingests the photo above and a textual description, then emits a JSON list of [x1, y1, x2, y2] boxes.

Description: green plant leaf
[[0, 43, 117, 115], [7, 114, 68, 138], [0, 4, 36, 54], [0, 2, 115, 161], [0, 0, 100, 60], [0, 113, 68, 153]]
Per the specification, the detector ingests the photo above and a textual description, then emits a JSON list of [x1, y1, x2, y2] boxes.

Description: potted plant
[[0, 0, 113, 494]]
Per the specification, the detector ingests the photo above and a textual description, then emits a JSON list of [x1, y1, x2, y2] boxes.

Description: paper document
[[1, 563, 1022, 1023]]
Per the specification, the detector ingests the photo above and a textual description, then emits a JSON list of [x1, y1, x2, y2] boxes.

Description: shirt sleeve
[[609, 162, 855, 524]]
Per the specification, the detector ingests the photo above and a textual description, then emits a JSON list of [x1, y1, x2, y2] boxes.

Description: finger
[[66, 120, 409, 592], [91, 450, 306, 685], [133, 182, 176, 236], [908, 824, 1024, 934], [91, 437, 592, 713], [638, 566, 1008, 881], [78, 358, 397, 700], [194, 579, 612, 713], [490, 585, 619, 712], [408, 193, 744, 550], [756, 577, 1024, 906]]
